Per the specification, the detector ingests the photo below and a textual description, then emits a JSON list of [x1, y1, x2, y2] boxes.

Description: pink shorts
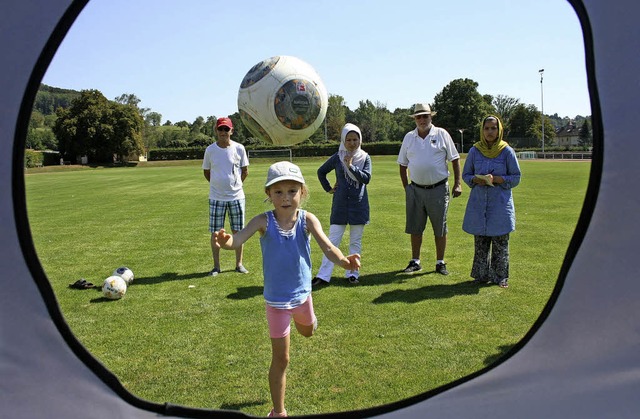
[[265, 295, 316, 339]]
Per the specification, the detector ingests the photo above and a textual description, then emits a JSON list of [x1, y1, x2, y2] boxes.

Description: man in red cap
[[202, 116, 250, 276]]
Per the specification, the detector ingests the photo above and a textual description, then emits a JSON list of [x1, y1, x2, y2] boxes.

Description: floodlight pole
[[458, 128, 466, 153], [539, 69, 545, 154]]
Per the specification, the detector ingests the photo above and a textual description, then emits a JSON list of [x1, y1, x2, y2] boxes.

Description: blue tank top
[[260, 210, 312, 308]]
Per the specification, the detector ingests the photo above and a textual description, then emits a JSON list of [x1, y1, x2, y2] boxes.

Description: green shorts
[[404, 182, 449, 237]]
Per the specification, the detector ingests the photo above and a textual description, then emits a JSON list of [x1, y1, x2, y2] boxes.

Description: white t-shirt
[[397, 126, 460, 186], [202, 141, 249, 201]]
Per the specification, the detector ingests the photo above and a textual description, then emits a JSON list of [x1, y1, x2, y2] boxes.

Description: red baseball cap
[[216, 117, 233, 129]]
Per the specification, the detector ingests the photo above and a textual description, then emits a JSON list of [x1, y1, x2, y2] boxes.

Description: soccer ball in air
[[237, 55, 328, 146], [113, 266, 134, 285], [102, 275, 127, 300]]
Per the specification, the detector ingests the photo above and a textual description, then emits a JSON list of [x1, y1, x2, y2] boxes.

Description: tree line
[[27, 80, 592, 164]]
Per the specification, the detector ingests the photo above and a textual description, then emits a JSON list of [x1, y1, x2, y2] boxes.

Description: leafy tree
[[33, 84, 80, 115], [228, 112, 251, 145], [190, 116, 205, 134], [325, 94, 347, 142], [391, 106, 415, 141], [145, 111, 162, 127], [109, 103, 145, 162], [26, 128, 57, 150], [432, 78, 495, 145], [143, 125, 162, 150], [44, 114, 57, 128], [156, 126, 190, 148], [203, 116, 217, 138], [53, 89, 144, 163], [54, 90, 110, 162], [114, 93, 150, 118], [508, 104, 538, 147], [532, 113, 556, 149], [493, 94, 520, 130], [351, 99, 394, 143], [308, 122, 326, 144], [507, 103, 554, 148], [189, 133, 211, 147], [114, 93, 139, 106], [29, 110, 45, 129]]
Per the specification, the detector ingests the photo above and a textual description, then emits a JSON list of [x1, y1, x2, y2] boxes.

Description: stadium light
[[539, 69, 545, 154]]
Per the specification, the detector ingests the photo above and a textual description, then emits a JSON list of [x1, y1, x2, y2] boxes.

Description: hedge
[[25, 150, 44, 168], [147, 142, 403, 161]]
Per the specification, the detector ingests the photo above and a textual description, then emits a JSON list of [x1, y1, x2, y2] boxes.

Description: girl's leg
[[292, 295, 317, 337], [345, 225, 365, 278], [269, 336, 290, 416], [470, 235, 491, 282], [315, 224, 347, 281]]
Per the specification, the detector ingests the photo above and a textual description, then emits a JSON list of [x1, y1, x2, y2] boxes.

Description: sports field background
[[24, 156, 590, 416]]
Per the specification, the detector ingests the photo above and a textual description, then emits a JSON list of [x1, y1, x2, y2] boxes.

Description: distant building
[[554, 120, 580, 147]]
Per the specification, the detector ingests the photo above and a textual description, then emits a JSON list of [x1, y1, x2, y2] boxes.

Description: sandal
[[498, 279, 509, 288], [69, 279, 95, 289]]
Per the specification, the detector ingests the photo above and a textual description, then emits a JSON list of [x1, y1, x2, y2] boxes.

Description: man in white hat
[[397, 103, 462, 275]]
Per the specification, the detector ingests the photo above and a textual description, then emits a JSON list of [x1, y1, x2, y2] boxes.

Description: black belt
[[411, 179, 447, 189]]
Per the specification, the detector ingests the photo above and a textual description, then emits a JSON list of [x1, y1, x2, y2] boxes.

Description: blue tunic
[[317, 153, 371, 225], [462, 146, 521, 236], [260, 210, 311, 309]]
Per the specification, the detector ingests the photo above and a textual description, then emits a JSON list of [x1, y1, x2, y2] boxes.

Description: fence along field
[[24, 156, 590, 416]]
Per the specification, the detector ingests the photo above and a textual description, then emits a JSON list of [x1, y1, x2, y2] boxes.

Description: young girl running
[[214, 161, 361, 418]]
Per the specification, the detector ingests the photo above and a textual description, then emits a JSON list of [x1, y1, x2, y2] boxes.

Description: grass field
[[24, 156, 590, 416]]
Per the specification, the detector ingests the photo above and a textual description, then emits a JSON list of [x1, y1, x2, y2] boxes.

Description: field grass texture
[[25, 156, 590, 416]]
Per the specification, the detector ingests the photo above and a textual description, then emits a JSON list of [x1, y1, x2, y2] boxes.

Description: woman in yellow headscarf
[[462, 116, 521, 288]]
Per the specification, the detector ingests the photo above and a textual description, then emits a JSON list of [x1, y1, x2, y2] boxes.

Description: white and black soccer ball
[[113, 266, 134, 285], [237, 55, 328, 146], [102, 275, 127, 300]]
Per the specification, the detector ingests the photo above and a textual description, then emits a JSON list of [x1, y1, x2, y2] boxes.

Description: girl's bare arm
[[215, 213, 266, 249], [305, 212, 360, 271]]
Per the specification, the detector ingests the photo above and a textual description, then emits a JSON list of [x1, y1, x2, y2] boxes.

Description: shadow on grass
[[372, 281, 482, 304], [315, 269, 450, 289], [133, 271, 211, 285], [227, 286, 263, 300]]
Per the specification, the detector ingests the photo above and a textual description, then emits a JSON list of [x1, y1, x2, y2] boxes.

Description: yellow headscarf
[[473, 115, 508, 159]]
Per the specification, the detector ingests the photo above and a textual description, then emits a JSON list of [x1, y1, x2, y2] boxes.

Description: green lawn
[[24, 156, 590, 416]]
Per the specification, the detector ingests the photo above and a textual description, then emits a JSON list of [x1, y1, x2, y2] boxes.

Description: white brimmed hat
[[265, 161, 305, 187], [410, 103, 437, 117]]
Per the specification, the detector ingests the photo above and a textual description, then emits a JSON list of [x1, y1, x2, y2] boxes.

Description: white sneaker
[[235, 265, 249, 274]]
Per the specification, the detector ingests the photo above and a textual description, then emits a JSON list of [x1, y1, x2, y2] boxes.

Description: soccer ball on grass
[[113, 266, 134, 285], [237, 55, 328, 146], [102, 275, 127, 300]]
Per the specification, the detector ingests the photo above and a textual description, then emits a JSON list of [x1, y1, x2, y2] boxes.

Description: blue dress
[[462, 146, 521, 236], [317, 153, 372, 225]]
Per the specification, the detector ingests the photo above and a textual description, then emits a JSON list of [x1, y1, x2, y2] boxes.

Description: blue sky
[[43, 0, 591, 124]]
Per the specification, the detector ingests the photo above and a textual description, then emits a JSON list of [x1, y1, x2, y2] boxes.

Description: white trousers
[[316, 224, 365, 281]]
